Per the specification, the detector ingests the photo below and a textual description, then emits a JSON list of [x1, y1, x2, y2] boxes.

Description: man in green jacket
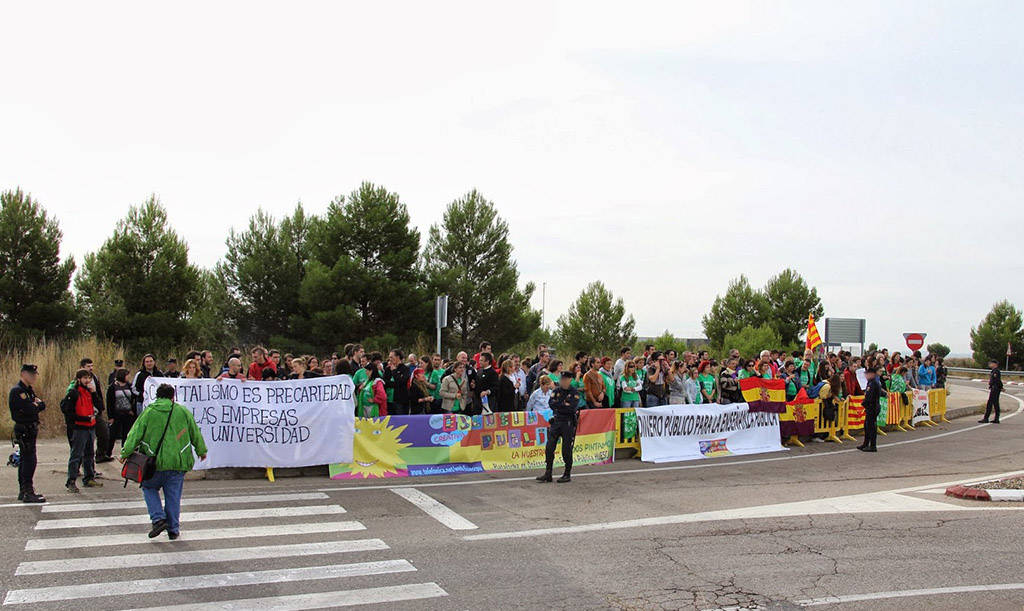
[[120, 383, 207, 540]]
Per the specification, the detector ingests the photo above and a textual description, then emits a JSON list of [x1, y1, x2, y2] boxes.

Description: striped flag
[[886, 392, 903, 425], [739, 377, 787, 413], [846, 395, 865, 428], [806, 314, 823, 351]]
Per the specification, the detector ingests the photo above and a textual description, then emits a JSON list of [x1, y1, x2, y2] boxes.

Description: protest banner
[[328, 409, 616, 479], [911, 389, 931, 425], [635, 403, 785, 463], [143, 375, 355, 469]]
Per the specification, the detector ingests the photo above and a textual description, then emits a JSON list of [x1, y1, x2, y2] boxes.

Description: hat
[[21, 364, 37, 374], [560, 371, 574, 379], [114, 359, 124, 366], [167, 358, 177, 364]]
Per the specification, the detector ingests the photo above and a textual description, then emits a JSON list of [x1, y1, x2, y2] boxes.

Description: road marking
[[35, 504, 345, 530], [122, 582, 448, 611], [25, 520, 365, 550], [391, 487, 478, 530], [15, 539, 389, 575], [2, 560, 416, 605], [40, 492, 329, 513], [464, 486, 1024, 542], [796, 582, 1024, 606]]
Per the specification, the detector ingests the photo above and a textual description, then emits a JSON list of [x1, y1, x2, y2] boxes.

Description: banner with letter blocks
[[329, 409, 616, 479]]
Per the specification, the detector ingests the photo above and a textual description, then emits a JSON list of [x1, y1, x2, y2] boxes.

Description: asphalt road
[[1, 382, 1021, 611]]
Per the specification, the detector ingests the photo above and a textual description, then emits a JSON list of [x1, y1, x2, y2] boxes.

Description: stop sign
[[903, 333, 926, 351]]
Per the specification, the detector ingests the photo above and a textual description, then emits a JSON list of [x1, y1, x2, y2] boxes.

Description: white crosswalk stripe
[[35, 504, 346, 529], [16, 539, 390, 575], [4, 560, 416, 604], [6, 491, 449, 609], [40, 492, 329, 513], [25, 520, 366, 550], [124, 582, 450, 610]]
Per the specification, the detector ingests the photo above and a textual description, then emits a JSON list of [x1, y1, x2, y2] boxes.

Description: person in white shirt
[[525, 376, 555, 412], [613, 347, 631, 381]]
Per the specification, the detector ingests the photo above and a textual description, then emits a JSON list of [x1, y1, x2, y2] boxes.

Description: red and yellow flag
[[739, 377, 786, 413], [846, 395, 865, 428], [780, 399, 819, 437], [806, 313, 823, 351]]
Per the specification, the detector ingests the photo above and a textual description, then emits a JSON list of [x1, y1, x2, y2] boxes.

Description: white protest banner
[[143, 375, 355, 469], [635, 403, 785, 464], [911, 389, 931, 425]]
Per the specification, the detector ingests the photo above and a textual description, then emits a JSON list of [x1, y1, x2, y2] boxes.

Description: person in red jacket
[[843, 356, 863, 397], [60, 369, 103, 493], [247, 346, 275, 381]]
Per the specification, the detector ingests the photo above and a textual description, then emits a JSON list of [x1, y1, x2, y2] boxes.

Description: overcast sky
[[3, 1, 1022, 354]]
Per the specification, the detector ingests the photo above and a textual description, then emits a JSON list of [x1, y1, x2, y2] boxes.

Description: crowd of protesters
[[48, 341, 952, 493]]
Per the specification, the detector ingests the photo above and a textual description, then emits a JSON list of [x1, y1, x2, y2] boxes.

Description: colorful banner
[[328, 409, 616, 479], [739, 377, 787, 413], [142, 375, 355, 469], [911, 389, 931, 425], [634, 403, 785, 464]]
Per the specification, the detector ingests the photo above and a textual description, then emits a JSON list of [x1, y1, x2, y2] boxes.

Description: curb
[[945, 484, 1024, 502]]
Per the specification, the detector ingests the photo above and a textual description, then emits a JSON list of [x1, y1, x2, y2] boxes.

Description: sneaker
[[168, 532, 179, 540], [149, 519, 167, 539], [82, 479, 103, 488], [65, 482, 80, 494]]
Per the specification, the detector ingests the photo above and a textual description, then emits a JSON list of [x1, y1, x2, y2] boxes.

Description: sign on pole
[[435, 295, 448, 355], [903, 333, 926, 352]]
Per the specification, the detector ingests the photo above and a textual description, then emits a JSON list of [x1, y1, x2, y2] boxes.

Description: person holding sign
[[120, 384, 207, 540]]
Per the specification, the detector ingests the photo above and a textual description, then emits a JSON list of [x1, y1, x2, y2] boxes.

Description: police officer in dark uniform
[[981, 358, 1002, 424], [9, 364, 46, 503], [536, 371, 580, 484], [858, 367, 881, 453]]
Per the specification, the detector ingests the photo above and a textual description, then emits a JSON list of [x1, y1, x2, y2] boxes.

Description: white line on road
[[35, 504, 345, 530], [40, 492, 329, 513], [15, 539, 389, 575], [3, 560, 416, 605], [391, 487, 478, 530], [464, 488, 1024, 542], [796, 582, 1024, 606], [121, 582, 448, 611], [25, 520, 365, 550]]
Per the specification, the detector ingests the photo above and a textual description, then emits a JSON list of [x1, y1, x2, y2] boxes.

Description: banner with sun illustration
[[328, 409, 616, 479]]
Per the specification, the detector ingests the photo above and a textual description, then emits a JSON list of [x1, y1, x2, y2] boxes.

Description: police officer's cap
[[114, 359, 124, 366], [560, 371, 573, 379], [21, 364, 38, 374]]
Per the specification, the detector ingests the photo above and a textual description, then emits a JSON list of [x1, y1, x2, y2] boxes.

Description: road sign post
[[435, 295, 448, 356]]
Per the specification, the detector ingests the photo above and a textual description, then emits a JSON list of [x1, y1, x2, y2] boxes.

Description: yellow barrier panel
[[813, 399, 842, 443], [901, 391, 915, 430], [265, 467, 275, 482], [929, 388, 950, 423], [614, 407, 641, 458]]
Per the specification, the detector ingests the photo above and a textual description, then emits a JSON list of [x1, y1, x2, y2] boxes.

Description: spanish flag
[[806, 314, 823, 351], [740, 377, 787, 413], [780, 399, 818, 437]]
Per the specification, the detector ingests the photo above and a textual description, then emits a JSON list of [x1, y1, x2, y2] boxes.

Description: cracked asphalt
[[1, 382, 1022, 610]]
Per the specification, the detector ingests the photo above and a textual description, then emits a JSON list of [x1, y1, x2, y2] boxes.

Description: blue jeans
[[621, 400, 640, 408], [646, 395, 667, 407], [142, 470, 185, 534]]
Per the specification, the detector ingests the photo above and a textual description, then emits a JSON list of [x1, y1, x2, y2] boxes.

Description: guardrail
[[947, 367, 1024, 376]]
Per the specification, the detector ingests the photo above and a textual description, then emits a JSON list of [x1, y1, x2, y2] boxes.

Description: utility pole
[[542, 282, 546, 329]]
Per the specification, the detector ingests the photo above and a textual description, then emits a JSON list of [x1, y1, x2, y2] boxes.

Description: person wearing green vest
[[120, 383, 207, 540], [619, 362, 642, 408], [600, 357, 616, 408], [358, 365, 388, 418], [427, 354, 444, 414], [697, 361, 717, 404]]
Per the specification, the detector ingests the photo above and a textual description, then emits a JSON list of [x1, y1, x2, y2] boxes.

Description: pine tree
[[556, 281, 636, 355], [424, 189, 539, 351], [761, 268, 823, 346], [702, 275, 768, 349], [75, 195, 200, 349], [970, 301, 1024, 368], [0, 188, 76, 341]]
